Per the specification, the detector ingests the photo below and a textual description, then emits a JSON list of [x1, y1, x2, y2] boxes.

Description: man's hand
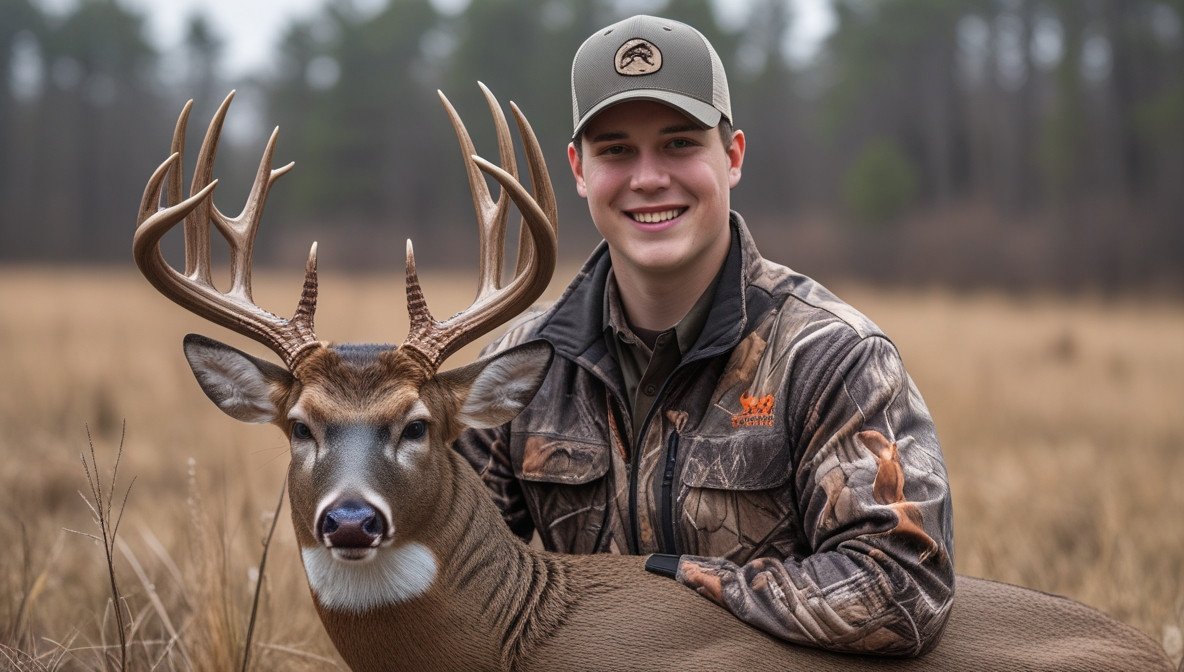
[[678, 557, 725, 605]]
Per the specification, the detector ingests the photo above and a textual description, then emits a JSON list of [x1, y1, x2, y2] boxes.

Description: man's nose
[[630, 152, 670, 192]]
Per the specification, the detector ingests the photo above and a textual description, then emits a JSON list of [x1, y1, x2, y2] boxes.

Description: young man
[[454, 15, 954, 656]]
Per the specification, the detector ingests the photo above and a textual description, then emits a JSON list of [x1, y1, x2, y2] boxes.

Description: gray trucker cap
[[571, 15, 732, 139]]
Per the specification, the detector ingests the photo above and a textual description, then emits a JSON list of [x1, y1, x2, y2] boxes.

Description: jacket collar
[[538, 211, 760, 369]]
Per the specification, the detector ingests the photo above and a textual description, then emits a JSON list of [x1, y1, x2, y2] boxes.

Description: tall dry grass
[[1, 265, 1181, 669]]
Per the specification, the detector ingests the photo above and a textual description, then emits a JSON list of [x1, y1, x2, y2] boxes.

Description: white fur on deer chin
[[302, 542, 438, 612]]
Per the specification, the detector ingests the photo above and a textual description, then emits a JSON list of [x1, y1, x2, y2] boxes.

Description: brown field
[[1, 265, 1182, 670]]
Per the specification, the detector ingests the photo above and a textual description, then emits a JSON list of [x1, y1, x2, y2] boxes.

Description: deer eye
[[291, 422, 313, 441], [401, 420, 427, 441]]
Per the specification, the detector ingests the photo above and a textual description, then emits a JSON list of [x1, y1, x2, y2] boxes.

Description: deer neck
[[312, 449, 570, 672]]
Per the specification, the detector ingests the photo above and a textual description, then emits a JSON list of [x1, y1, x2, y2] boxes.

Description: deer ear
[[437, 340, 553, 430], [182, 333, 293, 424]]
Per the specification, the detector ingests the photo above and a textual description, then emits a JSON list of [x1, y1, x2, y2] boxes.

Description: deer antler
[[136, 86, 555, 373], [133, 91, 321, 369], [401, 84, 558, 371]]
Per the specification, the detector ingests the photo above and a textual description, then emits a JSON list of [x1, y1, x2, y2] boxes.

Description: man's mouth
[[627, 207, 686, 224]]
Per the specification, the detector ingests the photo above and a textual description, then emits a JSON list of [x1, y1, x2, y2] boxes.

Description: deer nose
[[319, 499, 386, 548]]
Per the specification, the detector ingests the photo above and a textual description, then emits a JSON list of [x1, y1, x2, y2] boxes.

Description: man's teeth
[[630, 209, 683, 224]]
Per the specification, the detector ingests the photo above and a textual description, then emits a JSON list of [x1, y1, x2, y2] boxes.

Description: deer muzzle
[[319, 498, 388, 559]]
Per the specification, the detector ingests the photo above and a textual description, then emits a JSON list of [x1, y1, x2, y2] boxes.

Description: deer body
[[136, 91, 1173, 672], [280, 415, 1172, 672]]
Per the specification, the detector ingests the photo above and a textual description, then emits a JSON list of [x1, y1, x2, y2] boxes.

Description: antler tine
[[169, 100, 194, 275], [509, 101, 557, 278], [183, 91, 235, 285], [134, 94, 321, 370], [401, 87, 557, 371], [455, 154, 556, 322], [404, 239, 432, 337], [136, 153, 218, 243], [478, 81, 519, 295], [209, 125, 296, 302], [438, 84, 517, 300]]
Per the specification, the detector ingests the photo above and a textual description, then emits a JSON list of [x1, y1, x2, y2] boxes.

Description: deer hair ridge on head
[[133, 85, 557, 374]]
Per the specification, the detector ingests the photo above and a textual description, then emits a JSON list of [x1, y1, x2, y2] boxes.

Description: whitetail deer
[[134, 89, 1174, 672]]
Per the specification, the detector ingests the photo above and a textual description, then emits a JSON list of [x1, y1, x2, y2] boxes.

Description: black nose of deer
[[319, 499, 385, 548]]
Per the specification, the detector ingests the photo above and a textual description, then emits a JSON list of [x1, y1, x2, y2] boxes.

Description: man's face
[[567, 100, 744, 282]]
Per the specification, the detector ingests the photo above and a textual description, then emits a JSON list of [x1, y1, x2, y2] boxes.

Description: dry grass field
[[1, 265, 1181, 670]]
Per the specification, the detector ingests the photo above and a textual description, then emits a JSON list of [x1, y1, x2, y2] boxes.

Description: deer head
[[134, 86, 557, 614]]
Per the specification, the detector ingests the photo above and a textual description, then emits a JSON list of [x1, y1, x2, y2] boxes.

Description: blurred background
[[2, 0, 1183, 669], [1, 0, 1181, 288]]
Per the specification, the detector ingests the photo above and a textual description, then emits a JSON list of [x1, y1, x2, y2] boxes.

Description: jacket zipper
[[626, 372, 683, 554], [659, 430, 680, 553], [615, 357, 717, 555], [626, 410, 643, 554]]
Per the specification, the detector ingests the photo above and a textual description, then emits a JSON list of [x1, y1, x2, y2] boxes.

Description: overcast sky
[[33, 0, 834, 79]]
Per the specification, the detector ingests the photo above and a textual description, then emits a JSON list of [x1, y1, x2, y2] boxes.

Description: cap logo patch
[[615, 38, 662, 76]]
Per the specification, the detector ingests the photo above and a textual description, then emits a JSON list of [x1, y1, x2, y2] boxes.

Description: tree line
[[1, 0, 1181, 291]]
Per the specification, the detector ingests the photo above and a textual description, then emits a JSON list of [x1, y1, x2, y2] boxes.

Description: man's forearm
[[674, 549, 954, 656]]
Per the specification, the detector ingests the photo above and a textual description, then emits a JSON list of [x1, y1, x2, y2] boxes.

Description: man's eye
[[291, 422, 313, 440], [668, 138, 696, 149], [600, 145, 628, 156], [402, 420, 427, 441]]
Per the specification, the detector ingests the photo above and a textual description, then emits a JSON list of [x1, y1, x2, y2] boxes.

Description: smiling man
[[455, 14, 954, 657], [571, 99, 740, 333]]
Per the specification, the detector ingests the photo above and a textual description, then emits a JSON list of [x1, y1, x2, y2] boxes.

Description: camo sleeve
[[676, 335, 955, 656], [453, 423, 535, 543]]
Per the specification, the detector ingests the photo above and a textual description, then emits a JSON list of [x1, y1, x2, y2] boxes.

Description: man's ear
[[567, 142, 588, 198], [726, 128, 745, 188], [182, 333, 293, 424], [435, 340, 553, 430]]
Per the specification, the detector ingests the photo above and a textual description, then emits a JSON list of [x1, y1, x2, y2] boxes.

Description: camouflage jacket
[[453, 213, 955, 656]]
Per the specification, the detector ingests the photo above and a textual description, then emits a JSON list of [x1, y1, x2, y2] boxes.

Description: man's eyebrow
[[588, 123, 705, 143], [589, 131, 628, 143], [659, 123, 705, 135]]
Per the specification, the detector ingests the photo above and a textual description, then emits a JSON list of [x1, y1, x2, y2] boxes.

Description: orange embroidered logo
[[732, 393, 775, 428]]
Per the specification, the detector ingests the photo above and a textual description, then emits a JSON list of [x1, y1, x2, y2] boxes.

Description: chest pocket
[[512, 433, 611, 554], [676, 431, 799, 562]]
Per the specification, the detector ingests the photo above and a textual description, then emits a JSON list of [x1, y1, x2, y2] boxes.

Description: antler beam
[[401, 84, 558, 371], [133, 91, 322, 369]]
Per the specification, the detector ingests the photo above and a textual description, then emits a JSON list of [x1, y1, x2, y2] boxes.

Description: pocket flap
[[514, 434, 611, 485], [680, 433, 793, 490]]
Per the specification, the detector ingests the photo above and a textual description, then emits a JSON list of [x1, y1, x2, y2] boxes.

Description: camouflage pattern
[[453, 213, 954, 656]]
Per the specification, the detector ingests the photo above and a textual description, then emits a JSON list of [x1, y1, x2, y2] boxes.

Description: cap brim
[[573, 90, 722, 139]]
